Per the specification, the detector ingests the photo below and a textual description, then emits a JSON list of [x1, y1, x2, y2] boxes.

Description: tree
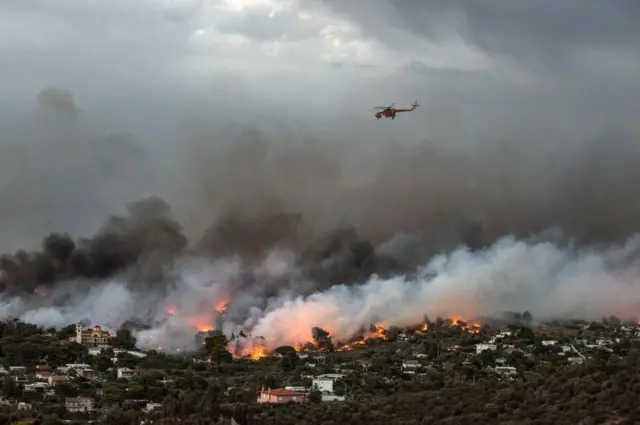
[[56, 324, 76, 340], [1, 378, 20, 398], [204, 330, 232, 363], [311, 327, 334, 351], [13, 342, 40, 365], [280, 351, 298, 372], [518, 326, 536, 343], [113, 328, 136, 350], [308, 387, 322, 403], [274, 345, 297, 356]]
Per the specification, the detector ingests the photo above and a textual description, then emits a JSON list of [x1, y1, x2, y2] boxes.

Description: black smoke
[[0, 196, 187, 294]]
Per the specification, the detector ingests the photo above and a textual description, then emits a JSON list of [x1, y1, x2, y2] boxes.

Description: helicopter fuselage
[[375, 109, 396, 119]]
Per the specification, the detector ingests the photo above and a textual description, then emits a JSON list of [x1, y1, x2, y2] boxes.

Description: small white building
[[284, 386, 307, 393], [117, 367, 138, 379], [65, 397, 94, 413], [114, 349, 147, 358], [316, 373, 346, 380], [145, 403, 162, 412], [541, 340, 558, 346], [49, 375, 69, 386], [559, 345, 572, 354], [24, 382, 49, 392], [17, 402, 31, 411], [312, 378, 334, 393], [402, 360, 420, 370], [475, 343, 497, 354], [57, 364, 91, 374], [494, 366, 517, 376], [489, 331, 513, 343]]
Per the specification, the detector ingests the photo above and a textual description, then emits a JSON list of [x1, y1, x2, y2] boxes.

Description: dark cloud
[[321, 0, 640, 71]]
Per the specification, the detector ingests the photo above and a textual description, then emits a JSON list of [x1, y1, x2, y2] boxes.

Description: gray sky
[[0, 0, 639, 249]]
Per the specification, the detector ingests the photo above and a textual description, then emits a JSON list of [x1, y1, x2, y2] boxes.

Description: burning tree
[[311, 326, 334, 351], [275, 345, 298, 372], [203, 330, 232, 363]]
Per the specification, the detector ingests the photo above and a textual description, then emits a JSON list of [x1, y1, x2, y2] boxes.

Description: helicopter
[[374, 101, 420, 120]]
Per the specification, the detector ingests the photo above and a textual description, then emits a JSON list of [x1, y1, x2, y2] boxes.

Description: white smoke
[[1, 232, 640, 353], [249, 233, 640, 347]]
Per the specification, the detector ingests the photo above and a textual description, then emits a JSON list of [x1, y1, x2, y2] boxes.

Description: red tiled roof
[[263, 388, 303, 397]]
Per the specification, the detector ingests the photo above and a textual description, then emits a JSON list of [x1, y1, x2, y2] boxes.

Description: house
[[475, 343, 497, 354], [70, 323, 114, 347], [77, 368, 97, 379], [257, 388, 305, 404], [541, 340, 558, 346], [24, 382, 49, 392], [559, 345, 572, 354], [8, 366, 26, 375], [494, 366, 517, 376], [114, 349, 146, 358], [48, 375, 69, 386], [117, 367, 137, 379], [145, 403, 162, 412], [284, 386, 308, 393], [87, 346, 112, 356], [489, 331, 513, 343], [65, 396, 94, 413], [17, 402, 31, 410], [402, 360, 420, 370], [495, 358, 508, 366], [57, 364, 91, 374], [312, 377, 334, 393], [35, 364, 50, 373], [316, 373, 346, 381], [503, 344, 516, 350], [35, 371, 52, 381], [357, 359, 373, 369], [43, 390, 58, 402]]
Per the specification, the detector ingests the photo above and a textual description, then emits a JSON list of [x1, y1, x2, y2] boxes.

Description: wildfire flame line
[[161, 300, 482, 361]]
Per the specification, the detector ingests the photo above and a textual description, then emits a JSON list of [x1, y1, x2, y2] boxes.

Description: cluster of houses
[[254, 323, 627, 404], [0, 319, 630, 411], [0, 360, 143, 412], [0, 323, 151, 413]]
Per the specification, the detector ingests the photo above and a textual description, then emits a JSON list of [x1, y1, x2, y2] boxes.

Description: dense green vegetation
[[0, 316, 638, 424]]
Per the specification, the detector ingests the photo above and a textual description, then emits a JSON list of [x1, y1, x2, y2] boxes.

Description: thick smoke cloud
[[1, 0, 640, 354], [1, 92, 640, 352]]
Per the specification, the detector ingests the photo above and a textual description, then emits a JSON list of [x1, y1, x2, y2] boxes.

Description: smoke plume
[[1, 86, 640, 353]]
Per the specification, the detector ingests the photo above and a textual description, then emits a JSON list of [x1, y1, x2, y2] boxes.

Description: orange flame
[[449, 316, 481, 334], [215, 301, 228, 316], [248, 346, 267, 360], [337, 323, 388, 352]]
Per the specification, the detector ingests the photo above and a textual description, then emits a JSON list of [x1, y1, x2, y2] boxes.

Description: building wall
[[312, 378, 334, 393], [258, 393, 303, 404]]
